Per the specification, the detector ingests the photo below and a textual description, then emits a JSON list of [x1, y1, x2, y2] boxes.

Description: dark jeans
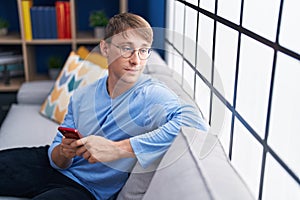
[[0, 146, 96, 200]]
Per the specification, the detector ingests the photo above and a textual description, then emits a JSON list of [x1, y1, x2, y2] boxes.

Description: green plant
[[89, 10, 109, 27], [0, 17, 9, 29], [48, 56, 63, 69]]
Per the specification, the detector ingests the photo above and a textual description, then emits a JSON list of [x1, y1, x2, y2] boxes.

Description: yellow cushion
[[40, 51, 107, 124], [77, 46, 108, 69]]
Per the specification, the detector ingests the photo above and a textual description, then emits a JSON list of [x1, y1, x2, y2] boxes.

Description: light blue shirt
[[48, 74, 208, 200]]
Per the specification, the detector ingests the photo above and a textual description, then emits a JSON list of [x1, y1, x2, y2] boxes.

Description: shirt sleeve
[[130, 84, 209, 168], [48, 97, 76, 169]]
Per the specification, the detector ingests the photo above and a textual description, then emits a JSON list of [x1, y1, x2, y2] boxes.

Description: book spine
[[30, 7, 38, 39], [49, 7, 57, 39], [21, 0, 33, 40], [43, 7, 51, 39], [64, 1, 71, 39], [55, 1, 65, 39], [36, 7, 44, 39]]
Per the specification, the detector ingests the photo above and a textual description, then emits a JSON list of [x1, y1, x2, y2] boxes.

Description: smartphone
[[58, 126, 83, 139]]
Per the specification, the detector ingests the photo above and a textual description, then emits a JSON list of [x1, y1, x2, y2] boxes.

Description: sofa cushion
[[116, 158, 161, 200], [143, 127, 255, 200], [0, 104, 57, 151], [39, 51, 107, 124], [17, 80, 55, 105]]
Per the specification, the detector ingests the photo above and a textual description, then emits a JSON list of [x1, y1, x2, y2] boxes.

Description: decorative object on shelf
[[89, 10, 109, 39], [0, 17, 9, 36], [48, 56, 63, 80], [0, 54, 23, 85]]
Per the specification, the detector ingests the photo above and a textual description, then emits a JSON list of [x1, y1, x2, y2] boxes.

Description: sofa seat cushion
[[143, 127, 255, 200], [0, 104, 57, 151]]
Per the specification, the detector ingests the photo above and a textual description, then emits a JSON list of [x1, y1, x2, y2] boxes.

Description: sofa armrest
[[17, 80, 55, 105]]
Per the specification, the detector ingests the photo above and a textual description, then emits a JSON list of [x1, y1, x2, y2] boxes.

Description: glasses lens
[[118, 45, 151, 60], [120, 47, 133, 58], [138, 48, 151, 60]]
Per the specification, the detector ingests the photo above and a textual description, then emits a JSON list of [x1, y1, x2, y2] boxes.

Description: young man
[[0, 13, 208, 200]]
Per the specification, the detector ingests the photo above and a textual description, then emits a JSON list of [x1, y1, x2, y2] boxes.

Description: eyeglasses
[[110, 43, 152, 60]]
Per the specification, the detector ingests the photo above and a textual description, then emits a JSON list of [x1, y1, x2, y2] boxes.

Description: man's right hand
[[51, 137, 83, 169], [60, 137, 79, 159]]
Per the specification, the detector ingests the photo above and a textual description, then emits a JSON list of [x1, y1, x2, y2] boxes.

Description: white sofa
[[0, 52, 254, 200]]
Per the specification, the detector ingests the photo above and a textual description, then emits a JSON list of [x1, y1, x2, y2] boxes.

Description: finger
[[76, 146, 87, 156], [61, 143, 76, 151], [82, 151, 91, 160], [62, 136, 76, 143], [71, 137, 86, 148], [88, 156, 98, 164], [60, 146, 76, 158]]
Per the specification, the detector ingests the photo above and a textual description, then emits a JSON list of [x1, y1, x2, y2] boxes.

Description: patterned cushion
[[40, 51, 107, 124]]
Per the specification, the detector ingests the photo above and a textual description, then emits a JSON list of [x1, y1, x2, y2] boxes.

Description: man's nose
[[129, 50, 141, 64]]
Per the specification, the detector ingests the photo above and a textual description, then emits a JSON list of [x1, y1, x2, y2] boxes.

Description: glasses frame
[[110, 43, 152, 60]]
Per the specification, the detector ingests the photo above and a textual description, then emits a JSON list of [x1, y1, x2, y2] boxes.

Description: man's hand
[[60, 137, 81, 159], [51, 137, 83, 169], [71, 135, 135, 163]]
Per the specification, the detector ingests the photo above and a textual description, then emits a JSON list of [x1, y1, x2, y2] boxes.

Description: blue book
[[49, 7, 57, 39], [36, 7, 45, 38], [43, 7, 51, 39], [30, 7, 39, 39]]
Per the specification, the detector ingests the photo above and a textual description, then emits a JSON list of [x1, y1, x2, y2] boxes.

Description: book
[[21, 0, 33, 40], [43, 7, 51, 39], [55, 1, 71, 39], [49, 7, 58, 39], [55, 1, 65, 39], [36, 7, 44, 38], [30, 7, 38, 39], [64, 2, 71, 39]]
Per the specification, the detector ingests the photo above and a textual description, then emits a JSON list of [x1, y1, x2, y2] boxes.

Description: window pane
[[165, 44, 174, 70], [279, 0, 300, 53], [211, 94, 232, 156], [183, 61, 195, 98], [184, 7, 197, 66], [236, 35, 273, 138], [174, 1, 185, 52], [263, 154, 300, 200], [268, 53, 300, 177], [173, 51, 183, 84], [218, 0, 241, 24], [200, 0, 215, 13], [232, 119, 263, 197], [242, 0, 280, 41], [214, 22, 239, 104], [197, 14, 214, 82], [166, 0, 175, 42], [195, 75, 210, 121], [185, 0, 198, 6]]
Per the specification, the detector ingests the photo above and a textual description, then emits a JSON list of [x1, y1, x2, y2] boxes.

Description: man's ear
[[100, 40, 109, 57]]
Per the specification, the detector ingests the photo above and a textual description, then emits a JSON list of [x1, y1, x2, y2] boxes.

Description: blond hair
[[104, 13, 153, 44]]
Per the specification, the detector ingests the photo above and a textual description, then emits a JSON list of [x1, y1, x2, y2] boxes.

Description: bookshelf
[[0, 0, 128, 91]]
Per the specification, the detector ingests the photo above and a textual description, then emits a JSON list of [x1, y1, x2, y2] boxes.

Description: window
[[165, 0, 300, 199]]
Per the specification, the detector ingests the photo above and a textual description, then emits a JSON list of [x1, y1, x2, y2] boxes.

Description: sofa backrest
[[143, 127, 255, 200]]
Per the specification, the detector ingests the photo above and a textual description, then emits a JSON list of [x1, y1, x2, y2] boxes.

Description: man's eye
[[139, 48, 148, 54], [121, 47, 133, 52]]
